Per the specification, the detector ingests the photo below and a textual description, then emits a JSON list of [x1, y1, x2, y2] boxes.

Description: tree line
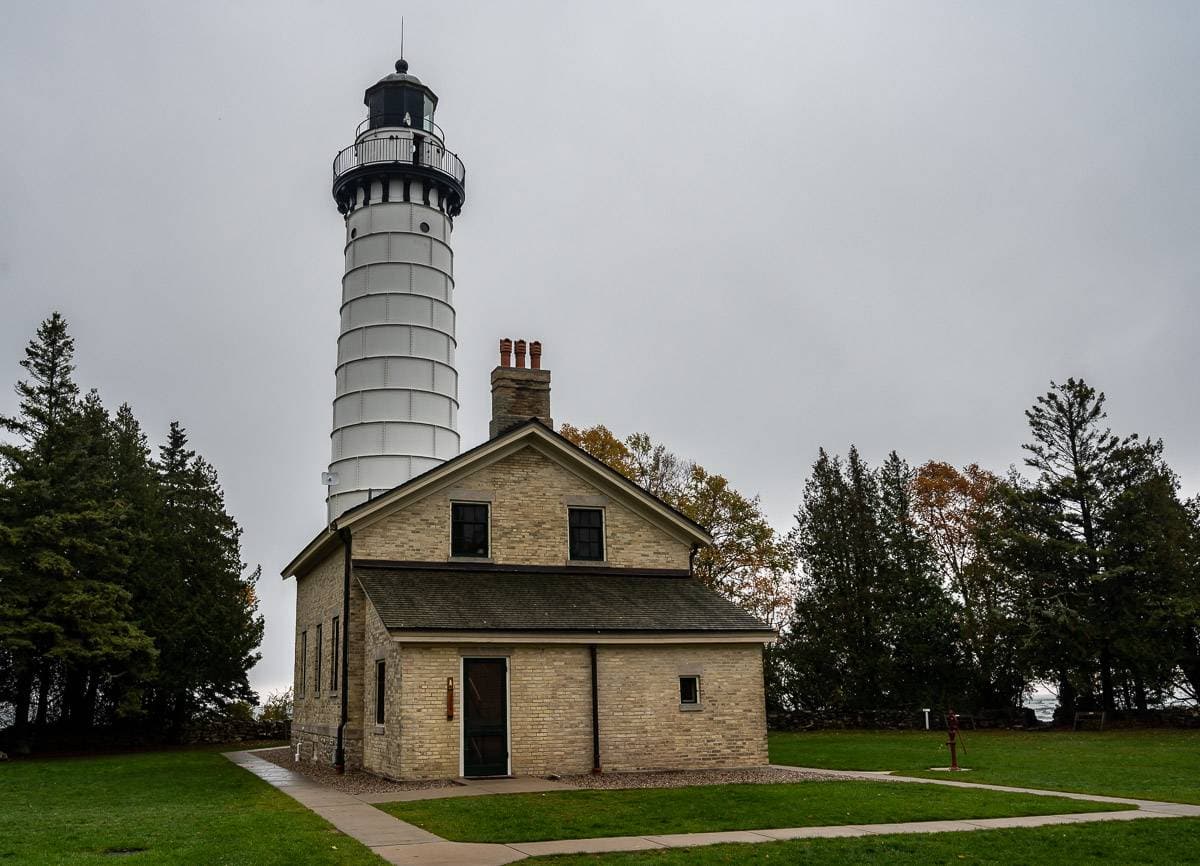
[[563, 378, 1200, 720], [0, 314, 264, 752]]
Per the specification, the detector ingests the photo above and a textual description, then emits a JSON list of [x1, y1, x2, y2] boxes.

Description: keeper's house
[[284, 345, 775, 778]]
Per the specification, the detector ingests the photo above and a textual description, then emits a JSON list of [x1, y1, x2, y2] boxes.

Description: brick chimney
[[490, 338, 552, 437]]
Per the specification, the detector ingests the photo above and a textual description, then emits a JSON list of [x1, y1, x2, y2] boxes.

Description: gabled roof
[[355, 563, 773, 635], [282, 420, 713, 579]]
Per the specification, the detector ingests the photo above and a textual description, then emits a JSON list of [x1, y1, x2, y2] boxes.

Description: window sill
[[566, 559, 610, 567], [679, 704, 703, 712], [329, 691, 339, 699], [373, 725, 386, 735], [449, 556, 493, 563]]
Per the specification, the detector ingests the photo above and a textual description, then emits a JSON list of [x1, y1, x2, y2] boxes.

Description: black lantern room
[[363, 59, 439, 135]]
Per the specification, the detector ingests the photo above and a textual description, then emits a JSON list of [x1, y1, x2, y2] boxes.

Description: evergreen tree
[[150, 423, 263, 732], [0, 315, 154, 745], [875, 452, 963, 707], [1001, 378, 1200, 715], [781, 448, 963, 712]]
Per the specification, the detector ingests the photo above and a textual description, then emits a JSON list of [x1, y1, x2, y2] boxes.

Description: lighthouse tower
[[325, 60, 467, 520]]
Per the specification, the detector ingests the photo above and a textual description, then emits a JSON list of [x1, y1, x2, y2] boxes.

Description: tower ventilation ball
[[395, 58, 409, 73]]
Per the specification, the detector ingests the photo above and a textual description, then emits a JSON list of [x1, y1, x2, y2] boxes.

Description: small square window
[[451, 503, 489, 558], [679, 675, 700, 707], [568, 508, 605, 561]]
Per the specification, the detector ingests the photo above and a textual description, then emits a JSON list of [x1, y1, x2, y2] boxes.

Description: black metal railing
[[356, 114, 445, 140], [332, 137, 466, 186]]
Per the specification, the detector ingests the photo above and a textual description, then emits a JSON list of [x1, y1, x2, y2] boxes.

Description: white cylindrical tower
[[326, 60, 467, 520]]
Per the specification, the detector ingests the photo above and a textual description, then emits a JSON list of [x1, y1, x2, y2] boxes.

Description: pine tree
[[782, 448, 964, 712], [149, 423, 263, 732], [1001, 378, 1199, 715], [0, 315, 154, 744]]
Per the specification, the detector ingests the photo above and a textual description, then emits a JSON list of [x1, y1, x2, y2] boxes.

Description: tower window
[[350, 227, 358, 239], [451, 502, 489, 558], [568, 508, 605, 561], [419, 221, 430, 233]]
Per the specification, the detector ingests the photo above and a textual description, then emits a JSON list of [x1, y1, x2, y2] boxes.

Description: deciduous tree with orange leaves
[[913, 461, 1028, 708], [559, 423, 795, 630]]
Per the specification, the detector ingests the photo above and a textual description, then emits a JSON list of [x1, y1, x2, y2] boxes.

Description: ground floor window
[[299, 631, 307, 697], [375, 660, 386, 725], [330, 616, 340, 691], [679, 675, 700, 708], [315, 625, 322, 696]]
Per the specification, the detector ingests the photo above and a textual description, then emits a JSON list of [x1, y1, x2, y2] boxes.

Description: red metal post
[[947, 708, 960, 771]]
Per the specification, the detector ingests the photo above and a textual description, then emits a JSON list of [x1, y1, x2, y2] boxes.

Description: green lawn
[[527, 817, 1200, 865], [377, 781, 1119, 843], [769, 729, 1200, 804], [0, 745, 383, 865]]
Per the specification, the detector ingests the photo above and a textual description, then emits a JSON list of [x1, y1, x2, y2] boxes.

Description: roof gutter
[[590, 644, 602, 774]]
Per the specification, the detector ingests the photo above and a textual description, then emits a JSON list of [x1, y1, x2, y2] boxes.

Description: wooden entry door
[[463, 658, 508, 777]]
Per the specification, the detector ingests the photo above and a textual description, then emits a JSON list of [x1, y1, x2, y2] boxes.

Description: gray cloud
[[2, 1, 1197, 697]]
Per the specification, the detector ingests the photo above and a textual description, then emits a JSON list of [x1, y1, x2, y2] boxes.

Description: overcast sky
[[2, 2, 1198, 699]]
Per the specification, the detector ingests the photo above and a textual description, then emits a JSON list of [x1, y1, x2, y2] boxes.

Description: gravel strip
[[254, 747, 455, 795], [556, 766, 852, 789]]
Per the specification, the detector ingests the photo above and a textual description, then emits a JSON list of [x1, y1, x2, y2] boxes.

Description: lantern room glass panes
[[568, 508, 605, 561], [451, 503, 489, 558]]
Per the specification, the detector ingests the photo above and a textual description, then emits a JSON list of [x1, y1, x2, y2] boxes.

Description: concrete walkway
[[225, 751, 1200, 865]]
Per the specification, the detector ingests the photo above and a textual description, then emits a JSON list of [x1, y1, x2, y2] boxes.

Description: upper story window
[[451, 502, 489, 558], [568, 508, 605, 561]]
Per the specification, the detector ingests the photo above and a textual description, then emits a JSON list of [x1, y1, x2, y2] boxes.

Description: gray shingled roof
[[355, 565, 773, 633]]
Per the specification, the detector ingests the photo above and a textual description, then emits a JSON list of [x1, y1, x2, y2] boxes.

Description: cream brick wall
[[353, 446, 692, 569], [597, 644, 768, 771], [292, 547, 365, 767], [370, 641, 766, 780], [362, 602, 401, 777]]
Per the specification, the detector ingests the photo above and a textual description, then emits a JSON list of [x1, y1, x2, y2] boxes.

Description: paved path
[[225, 751, 1200, 865]]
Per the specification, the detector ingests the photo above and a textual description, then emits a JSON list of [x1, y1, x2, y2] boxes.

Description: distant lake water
[[1026, 691, 1057, 721]]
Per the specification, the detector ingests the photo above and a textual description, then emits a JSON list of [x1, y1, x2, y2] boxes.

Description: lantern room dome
[[363, 59, 439, 136], [375, 58, 424, 86]]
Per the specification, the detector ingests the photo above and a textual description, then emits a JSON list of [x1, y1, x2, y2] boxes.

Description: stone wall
[[372, 641, 767, 780], [352, 445, 692, 570], [362, 602, 402, 777], [768, 707, 1041, 731], [292, 546, 365, 767], [597, 644, 768, 771]]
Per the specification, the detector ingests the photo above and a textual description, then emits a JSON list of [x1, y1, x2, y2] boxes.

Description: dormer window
[[568, 508, 605, 561], [451, 502, 489, 558]]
